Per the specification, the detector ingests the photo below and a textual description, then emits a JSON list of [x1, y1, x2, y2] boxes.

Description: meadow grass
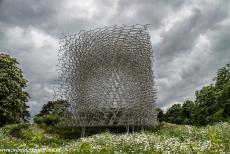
[[0, 122, 229, 153]]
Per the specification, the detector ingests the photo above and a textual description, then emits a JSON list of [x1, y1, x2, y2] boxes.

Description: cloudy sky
[[0, 0, 230, 117]]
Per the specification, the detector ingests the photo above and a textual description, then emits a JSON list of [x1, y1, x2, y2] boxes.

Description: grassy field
[[0, 122, 229, 154]]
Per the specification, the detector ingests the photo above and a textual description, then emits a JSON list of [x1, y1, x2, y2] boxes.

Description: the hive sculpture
[[57, 25, 157, 131]]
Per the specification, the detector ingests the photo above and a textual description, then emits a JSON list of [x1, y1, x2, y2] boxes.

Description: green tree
[[0, 53, 30, 125], [34, 100, 68, 125], [215, 64, 230, 118], [194, 63, 230, 125], [164, 104, 183, 124], [181, 100, 195, 125], [156, 107, 164, 122], [161, 63, 230, 126], [215, 63, 230, 90], [194, 85, 218, 125], [218, 82, 230, 118]]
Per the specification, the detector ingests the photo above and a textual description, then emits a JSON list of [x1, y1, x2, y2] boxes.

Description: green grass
[[0, 122, 229, 153]]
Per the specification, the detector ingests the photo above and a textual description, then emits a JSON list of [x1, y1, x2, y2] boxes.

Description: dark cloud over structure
[[0, 0, 229, 116]]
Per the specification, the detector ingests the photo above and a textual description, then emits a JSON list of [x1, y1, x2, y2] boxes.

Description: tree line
[[157, 63, 230, 126], [0, 53, 229, 127]]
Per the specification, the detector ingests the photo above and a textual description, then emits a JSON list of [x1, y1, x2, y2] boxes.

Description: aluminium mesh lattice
[[56, 24, 157, 128]]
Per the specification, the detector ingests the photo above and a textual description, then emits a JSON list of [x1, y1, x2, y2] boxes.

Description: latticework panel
[[56, 24, 157, 128]]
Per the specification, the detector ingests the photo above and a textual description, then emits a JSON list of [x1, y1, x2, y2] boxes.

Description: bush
[[34, 100, 68, 126], [34, 115, 59, 126], [2, 123, 29, 137]]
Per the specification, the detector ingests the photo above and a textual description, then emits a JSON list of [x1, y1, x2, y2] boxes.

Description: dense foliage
[[0, 53, 30, 125], [0, 122, 229, 153], [163, 63, 230, 126], [34, 100, 68, 126]]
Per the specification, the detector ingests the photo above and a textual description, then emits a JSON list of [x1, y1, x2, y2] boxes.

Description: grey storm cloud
[[0, 0, 230, 117]]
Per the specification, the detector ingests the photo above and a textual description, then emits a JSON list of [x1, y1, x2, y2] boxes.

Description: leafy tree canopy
[[163, 63, 230, 126], [0, 53, 30, 125], [34, 100, 68, 125]]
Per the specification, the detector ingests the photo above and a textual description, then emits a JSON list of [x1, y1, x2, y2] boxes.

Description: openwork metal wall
[[57, 24, 157, 129]]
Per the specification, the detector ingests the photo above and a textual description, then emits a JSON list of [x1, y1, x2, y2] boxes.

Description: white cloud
[[1, 25, 59, 115]]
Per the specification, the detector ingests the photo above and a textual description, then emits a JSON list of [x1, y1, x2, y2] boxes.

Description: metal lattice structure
[[56, 24, 157, 130]]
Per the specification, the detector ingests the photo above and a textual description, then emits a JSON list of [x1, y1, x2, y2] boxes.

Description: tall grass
[[0, 122, 229, 153]]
